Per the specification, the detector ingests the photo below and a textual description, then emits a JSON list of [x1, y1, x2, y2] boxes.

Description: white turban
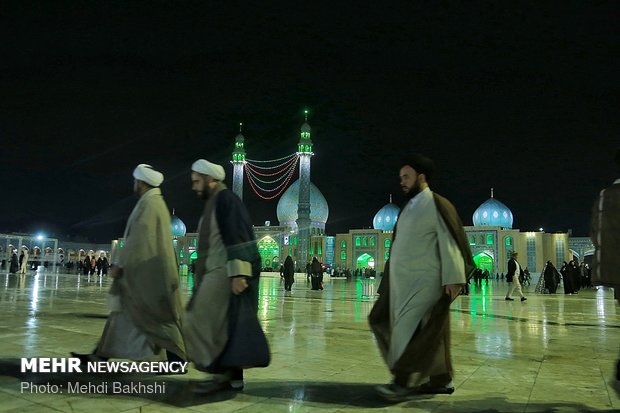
[[133, 164, 164, 187], [191, 159, 225, 181]]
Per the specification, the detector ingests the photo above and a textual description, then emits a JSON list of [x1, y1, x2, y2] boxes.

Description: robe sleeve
[[436, 212, 466, 286], [215, 190, 261, 278]]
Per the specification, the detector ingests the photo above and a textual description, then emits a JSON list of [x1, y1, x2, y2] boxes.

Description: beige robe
[[386, 188, 465, 382], [97, 188, 186, 360]]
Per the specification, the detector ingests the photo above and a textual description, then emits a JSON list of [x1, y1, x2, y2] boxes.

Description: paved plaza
[[0, 270, 619, 412]]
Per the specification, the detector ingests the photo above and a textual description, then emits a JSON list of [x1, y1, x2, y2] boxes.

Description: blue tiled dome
[[171, 214, 187, 237], [473, 196, 513, 228], [373, 202, 400, 231], [277, 179, 329, 229]]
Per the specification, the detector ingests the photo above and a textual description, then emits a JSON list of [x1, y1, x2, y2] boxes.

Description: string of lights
[[245, 154, 299, 177], [245, 160, 298, 200], [246, 152, 297, 164]]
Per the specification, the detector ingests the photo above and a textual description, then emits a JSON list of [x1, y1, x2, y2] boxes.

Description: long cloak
[[183, 183, 265, 372], [97, 188, 185, 359], [369, 189, 473, 385]]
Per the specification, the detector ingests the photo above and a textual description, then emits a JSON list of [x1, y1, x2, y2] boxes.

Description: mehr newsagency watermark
[[19, 358, 188, 394]]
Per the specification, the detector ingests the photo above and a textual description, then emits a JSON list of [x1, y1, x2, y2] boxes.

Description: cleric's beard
[[403, 181, 421, 202]]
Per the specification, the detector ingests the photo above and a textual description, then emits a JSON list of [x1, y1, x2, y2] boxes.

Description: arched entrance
[[473, 251, 494, 273], [257, 236, 280, 270], [189, 251, 198, 273], [356, 253, 375, 269]]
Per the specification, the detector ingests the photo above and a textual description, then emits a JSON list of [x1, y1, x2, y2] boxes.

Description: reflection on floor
[[0, 270, 619, 412]]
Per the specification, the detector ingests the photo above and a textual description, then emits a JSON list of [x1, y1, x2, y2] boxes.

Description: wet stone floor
[[0, 270, 619, 412]]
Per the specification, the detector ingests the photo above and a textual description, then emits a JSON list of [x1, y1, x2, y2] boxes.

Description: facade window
[[384, 250, 390, 260], [340, 251, 347, 260], [527, 237, 536, 271], [179, 249, 184, 258], [193, 239, 197, 247], [318, 246, 322, 255], [469, 236, 475, 245], [486, 234, 494, 245], [119, 241, 124, 249], [355, 237, 361, 246], [341, 240, 346, 248], [555, 238, 565, 267], [370, 236, 376, 247], [288, 248, 293, 257], [505, 237, 512, 247], [363, 237, 368, 246], [384, 239, 391, 248]]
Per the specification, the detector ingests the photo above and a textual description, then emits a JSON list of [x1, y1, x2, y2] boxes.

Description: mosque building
[[115, 114, 577, 276]]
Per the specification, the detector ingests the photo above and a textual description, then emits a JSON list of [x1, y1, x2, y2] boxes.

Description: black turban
[[401, 154, 436, 183]]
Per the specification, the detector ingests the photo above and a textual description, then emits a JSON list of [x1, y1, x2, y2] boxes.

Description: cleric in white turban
[[133, 164, 164, 187], [191, 159, 225, 181], [71, 161, 186, 363]]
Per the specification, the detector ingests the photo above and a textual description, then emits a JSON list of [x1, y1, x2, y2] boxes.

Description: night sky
[[0, 2, 617, 242]]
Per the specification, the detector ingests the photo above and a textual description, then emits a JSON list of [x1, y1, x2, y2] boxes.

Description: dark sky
[[0, 1, 617, 242]]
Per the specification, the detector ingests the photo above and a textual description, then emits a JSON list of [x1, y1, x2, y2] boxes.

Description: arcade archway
[[257, 236, 280, 269], [473, 251, 494, 273], [356, 253, 375, 269]]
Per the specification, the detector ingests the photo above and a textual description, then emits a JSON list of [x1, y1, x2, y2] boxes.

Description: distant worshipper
[[9, 249, 18, 274], [183, 159, 269, 393], [96, 252, 109, 276], [19, 247, 29, 274], [590, 148, 620, 384], [72, 164, 186, 364], [369, 154, 474, 402], [504, 252, 527, 301]]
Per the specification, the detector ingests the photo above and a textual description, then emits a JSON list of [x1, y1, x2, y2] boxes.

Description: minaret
[[296, 110, 313, 266], [231, 123, 246, 200]]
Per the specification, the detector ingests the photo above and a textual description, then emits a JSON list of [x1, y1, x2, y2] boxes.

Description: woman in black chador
[[310, 257, 323, 290], [9, 250, 18, 274], [560, 261, 575, 294], [283, 255, 295, 291], [543, 261, 560, 293]]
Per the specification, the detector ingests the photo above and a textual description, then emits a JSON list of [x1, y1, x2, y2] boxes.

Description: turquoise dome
[[472, 197, 513, 228], [277, 179, 329, 229], [373, 202, 400, 231], [171, 215, 187, 237]]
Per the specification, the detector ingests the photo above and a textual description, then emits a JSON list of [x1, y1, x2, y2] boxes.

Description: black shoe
[[70, 352, 105, 364], [521, 297, 527, 302], [414, 382, 455, 395], [505, 297, 514, 301]]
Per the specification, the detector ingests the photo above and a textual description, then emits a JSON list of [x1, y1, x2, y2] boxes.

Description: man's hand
[[232, 277, 249, 295], [110, 266, 123, 279], [444, 284, 463, 302]]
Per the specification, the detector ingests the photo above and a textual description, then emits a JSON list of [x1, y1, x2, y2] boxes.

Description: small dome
[[235, 133, 245, 143], [301, 122, 311, 134], [171, 214, 187, 237], [373, 201, 400, 231], [473, 195, 513, 228], [277, 179, 329, 229]]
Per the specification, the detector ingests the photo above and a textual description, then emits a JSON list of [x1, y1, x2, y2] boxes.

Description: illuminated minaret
[[296, 110, 313, 266], [231, 123, 246, 200]]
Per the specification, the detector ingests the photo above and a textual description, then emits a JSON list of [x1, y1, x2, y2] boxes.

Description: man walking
[[505, 252, 527, 301], [591, 148, 620, 383], [183, 159, 269, 393], [73, 164, 186, 363], [370, 154, 474, 401]]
